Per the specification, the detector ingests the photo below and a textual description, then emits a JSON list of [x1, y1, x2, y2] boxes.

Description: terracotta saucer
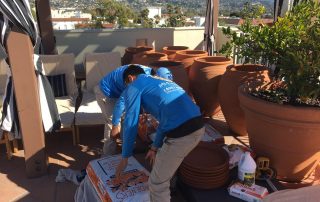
[[182, 144, 229, 171], [179, 166, 229, 179], [179, 163, 229, 175], [180, 162, 229, 175], [180, 174, 229, 189], [179, 170, 229, 183]]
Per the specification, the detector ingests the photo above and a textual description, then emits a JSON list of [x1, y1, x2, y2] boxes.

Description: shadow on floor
[[0, 125, 104, 202]]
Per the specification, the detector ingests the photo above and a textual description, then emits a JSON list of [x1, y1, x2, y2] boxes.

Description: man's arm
[[152, 127, 165, 149], [121, 86, 141, 158], [115, 86, 141, 177], [112, 96, 125, 126]]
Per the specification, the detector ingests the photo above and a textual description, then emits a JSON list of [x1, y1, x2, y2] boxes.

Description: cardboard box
[[201, 123, 224, 144], [228, 182, 269, 202], [87, 155, 150, 202]]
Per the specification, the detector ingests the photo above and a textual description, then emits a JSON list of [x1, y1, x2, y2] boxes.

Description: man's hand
[[145, 146, 157, 166], [115, 158, 128, 178], [111, 125, 121, 139]]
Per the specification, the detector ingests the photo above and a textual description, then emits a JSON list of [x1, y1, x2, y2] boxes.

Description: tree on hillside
[[154, 15, 161, 26], [240, 2, 266, 19], [165, 4, 186, 27], [136, 9, 157, 28], [92, 0, 136, 28]]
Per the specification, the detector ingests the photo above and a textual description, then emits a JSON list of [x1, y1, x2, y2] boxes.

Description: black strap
[[165, 116, 204, 139]]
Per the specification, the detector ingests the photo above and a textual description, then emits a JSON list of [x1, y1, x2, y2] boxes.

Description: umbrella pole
[[213, 0, 219, 56], [6, 26, 48, 178], [35, 0, 57, 54]]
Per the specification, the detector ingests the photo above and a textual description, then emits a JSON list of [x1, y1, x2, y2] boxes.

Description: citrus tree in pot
[[235, 0, 320, 182]]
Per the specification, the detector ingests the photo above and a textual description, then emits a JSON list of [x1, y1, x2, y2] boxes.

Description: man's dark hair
[[123, 64, 146, 81], [150, 68, 156, 76]]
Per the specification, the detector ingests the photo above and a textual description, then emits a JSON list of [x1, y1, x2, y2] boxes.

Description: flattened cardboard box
[[202, 123, 224, 144], [87, 155, 150, 202]]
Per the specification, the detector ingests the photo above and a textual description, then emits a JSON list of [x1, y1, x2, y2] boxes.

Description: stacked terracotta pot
[[132, 52, 168, 66], [122, 46, 154, 65], [189, 56, 233, 116], [162, 46, 189, 60], [218, 64, 270, 136], [175, 50, 208, 74], [179, 143, 229, 189]]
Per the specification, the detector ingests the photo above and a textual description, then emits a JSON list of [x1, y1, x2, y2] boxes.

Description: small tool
[[256, 157, 278, 192]]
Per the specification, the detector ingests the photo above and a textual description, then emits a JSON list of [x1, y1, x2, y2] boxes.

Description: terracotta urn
[[189, 56, 232, 116], [132, 52, 168, 66], [122, 46, 154, 65], [149, 60, 189, 92], [162, 46, 189, 60], [238, 85, 320, 182], [218, 64, 270, 136], [174, 50, 208, 74]]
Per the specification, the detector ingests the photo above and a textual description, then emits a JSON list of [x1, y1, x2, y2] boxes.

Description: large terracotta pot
[[163, 46, 189, 60], [189, 56, 232, 116], [149, 60, 189, 92], [218, 64, 270, 136], [174, 50, 208, 74], [133, 52, 168, 66], [239, 86, 320, 182], [122, 46, 154, 65]]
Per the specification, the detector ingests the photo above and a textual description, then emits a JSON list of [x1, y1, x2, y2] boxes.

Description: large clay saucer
[[182, 144, 229, 171]]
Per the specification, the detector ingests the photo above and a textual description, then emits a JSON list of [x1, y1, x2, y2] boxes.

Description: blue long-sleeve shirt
[[121, 74, 201, 158], [99, 64, 152, 125]]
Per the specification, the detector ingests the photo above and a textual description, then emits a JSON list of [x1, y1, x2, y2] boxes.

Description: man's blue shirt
[[121, 74, 201, 158], [99, 64, 152, 125]]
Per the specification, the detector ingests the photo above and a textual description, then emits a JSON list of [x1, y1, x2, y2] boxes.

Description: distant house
[[102, 23, 115, 29], [218, 17, 244, 26], [218, 17, 274, 26], [51, 8, 92, 19], [147, 7, 161, 19], [194, 16, 206, 27], [52, 18, 90, 30], [51, 8, 92, 30]]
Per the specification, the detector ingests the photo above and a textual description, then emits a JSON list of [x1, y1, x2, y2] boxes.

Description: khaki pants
[[148, 127, 204, 202], [94, 85, 118, 155]]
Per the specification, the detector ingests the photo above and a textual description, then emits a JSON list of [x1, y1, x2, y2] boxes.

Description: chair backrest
[[84, 52, 121, 92], [0, 59, 8, 95], [40, 54, 77, 97]]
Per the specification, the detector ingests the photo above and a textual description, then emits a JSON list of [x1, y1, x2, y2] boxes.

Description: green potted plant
[[224, 0, 320, 182]]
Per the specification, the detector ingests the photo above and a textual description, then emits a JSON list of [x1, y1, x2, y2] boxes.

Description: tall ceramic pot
[[174, 50, 208, 74], [149, 60, 189, 92], [189, 56, 232, 116], [163, 46, 189, 60], [239, 85, 320, 182], [122, 46, 154, 65], [133, 52, 168, 66], [218, 64, 270, 136]]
